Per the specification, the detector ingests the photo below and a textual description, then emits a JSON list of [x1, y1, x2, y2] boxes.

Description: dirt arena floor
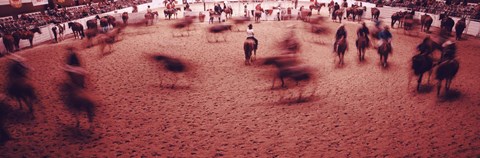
[[1, 3, 480, 157]]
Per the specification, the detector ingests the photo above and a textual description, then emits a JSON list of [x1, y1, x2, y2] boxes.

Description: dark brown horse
[[164, 8, 177, 20], [244, 39, 256, 65], [122, 12, 129, 24], [332, 9, 344, 23], [51, 24, 65, 42], [455, 18, 466, 40], [309, 2, 326, 14], [104, 15, 117, 28], [420, 14, 433, 33], [2, 33, 15, 52], [391, 11, 407, 28], [86, 19, 98, 29], [435, 59, 459, 96], [440, 16, 455, 36], [411, 53, 433, 91], [371, 8, 380, 20], [68, 22, 85, 39], [4, 57, 37, 117], [60, 83, 96, 128], [356, 35, 368, 61], [335, 37, 347, 64], [12, 27, 42, 49], [378, 41, 392, 67]]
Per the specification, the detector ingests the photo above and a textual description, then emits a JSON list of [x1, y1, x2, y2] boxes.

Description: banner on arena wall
[[31, 0, 47, 6], [10, 0, 22, 8]]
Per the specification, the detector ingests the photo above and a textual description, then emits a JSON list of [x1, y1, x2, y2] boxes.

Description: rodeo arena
[[1, 0, 480, 156]]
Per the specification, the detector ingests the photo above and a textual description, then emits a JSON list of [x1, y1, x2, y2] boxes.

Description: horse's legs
[[445, 79, 450, 91], [427, 70, 432, 84], [271, 77, 276, 89], [16, 97, 23, 110], [437, 80, 442, 96], [417, 73, 424, 91], [280, 77, 286, 88], [29, 38, 33, 47]]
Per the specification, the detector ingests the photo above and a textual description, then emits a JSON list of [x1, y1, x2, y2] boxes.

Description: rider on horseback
[[357, 22, 370, 48], [377, 25, 392, 48], [246, 24, 258, 49], [441, 40, 456, 61], [334, 24, 347, 52]]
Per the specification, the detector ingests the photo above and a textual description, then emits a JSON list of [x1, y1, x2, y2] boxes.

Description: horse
[[122, 12, 129, 24], [411, 53, 434, 91], [356, 35, 368, 61], [164, 8, 177, 20], [224, 6, 233, 19], [52, 24, 65, 42], [435, 59, 459, 96], [346, 7, 356, 20], [391, 11, 406, 28], [417, 36, 442, 56], [309, 2, 326, 15], [378, 41, 392, 67], [0, 94, 12, 144], [60, 83, 96, 129], [207, 24, 232, 42], [299, 9, 312, 22], [99, 17, 109, 32], [455, 18, 466, 40], [440, 16, 454, 36], [332, 9, 344, 23], [12, 27, 42, 49], [371, 8, 380, 20], [262, 55, 316, 102], [403, 13, 415, 31], [145, 12, 155, 26], [65, 49, 86, 88], [68, 22, 85, 39], [335, 37, 348, 64], [86, 19, 98, 29], [4, 57, 37, 117], [254, 10, 263, 23], [420, 14, 433, 33], [104, 15, 117, 28], [171, 16, 195, 37], [353, 7, 365, 21], [2, 33, 15, 53], [147, 54, 189, 88], [244, 38, 256, 65]]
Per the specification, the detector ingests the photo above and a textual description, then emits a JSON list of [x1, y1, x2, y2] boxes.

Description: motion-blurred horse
[[411, 53, 433, 91], [356, 35, 367, 61], [4, 56, 37, 117], [378, 41, 392, 67], [335, 37, 347, 64], [60, 83, 96, 129], [435, 58, 459, 96], [171, 16, 195, 37], [207, 24, 231, 42]]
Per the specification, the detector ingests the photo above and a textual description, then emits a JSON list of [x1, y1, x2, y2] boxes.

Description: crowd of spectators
[[380, 0, 480, 20], [0, 0, 150, 33]]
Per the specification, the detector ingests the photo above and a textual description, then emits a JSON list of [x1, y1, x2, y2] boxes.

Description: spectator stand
[[0, 2, 154, 52]]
